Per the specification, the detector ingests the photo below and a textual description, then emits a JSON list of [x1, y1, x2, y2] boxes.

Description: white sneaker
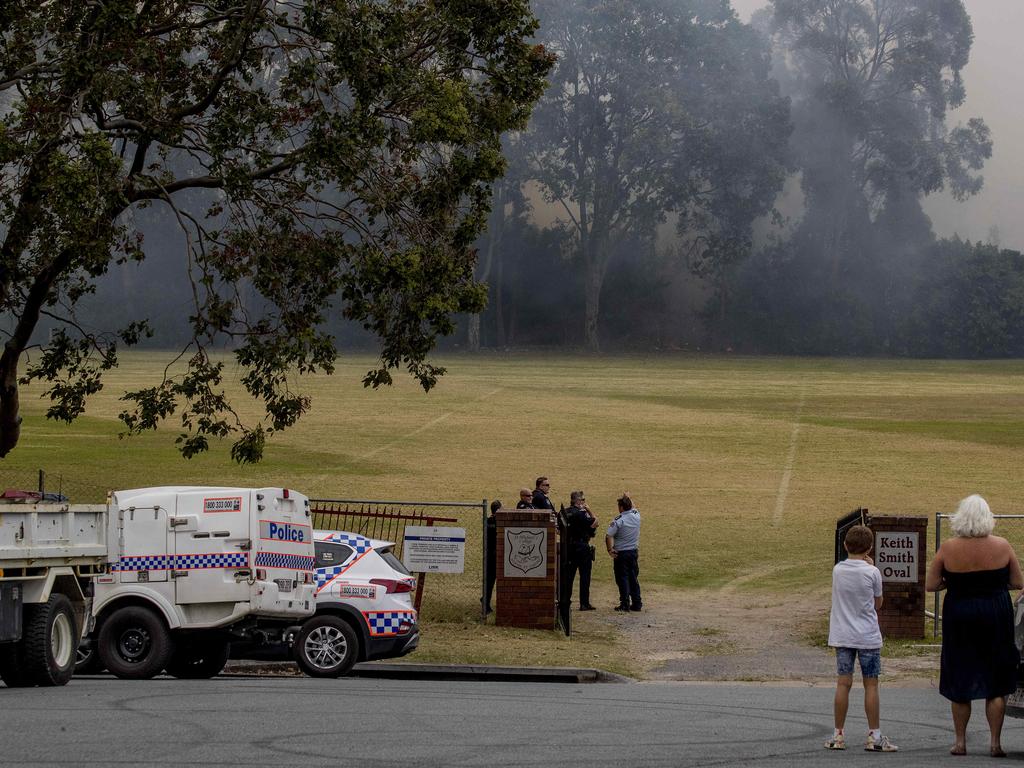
[[865, 733, 898, 752], [824, 733, 846, 750]]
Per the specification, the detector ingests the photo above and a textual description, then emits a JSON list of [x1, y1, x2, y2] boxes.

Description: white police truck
[[1, 486, 316, 686]]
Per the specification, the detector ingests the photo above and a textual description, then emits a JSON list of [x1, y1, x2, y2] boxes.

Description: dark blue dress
[[940, 565, 1018, 702]]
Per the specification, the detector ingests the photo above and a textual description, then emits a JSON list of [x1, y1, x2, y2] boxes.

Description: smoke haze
[[731, 0, 1024, 250]]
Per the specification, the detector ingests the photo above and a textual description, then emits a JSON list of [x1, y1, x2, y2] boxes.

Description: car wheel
[[293, 615, 359, 678], [75, 641, 105, 675], [165, 634, 230, 679], [98, 606, 174, 680]]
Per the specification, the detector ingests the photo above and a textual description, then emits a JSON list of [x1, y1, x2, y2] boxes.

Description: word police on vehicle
[[262, 520, 308, 543]]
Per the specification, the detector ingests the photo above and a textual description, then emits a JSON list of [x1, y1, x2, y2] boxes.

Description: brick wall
[[868, 515, 929, 640], [495, 509, 558, 630]]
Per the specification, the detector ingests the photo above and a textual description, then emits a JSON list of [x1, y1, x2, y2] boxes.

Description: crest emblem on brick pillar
[[507, 529, 545, 575]]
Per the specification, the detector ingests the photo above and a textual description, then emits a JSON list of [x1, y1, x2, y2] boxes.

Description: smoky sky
[[731, 0, 1024, 251]]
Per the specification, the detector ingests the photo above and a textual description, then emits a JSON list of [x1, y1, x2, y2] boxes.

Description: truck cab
[[91, 486, 315, 679]]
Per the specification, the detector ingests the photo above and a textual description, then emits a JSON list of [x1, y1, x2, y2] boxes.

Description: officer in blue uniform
[[606, 495, 642, 611], [563, 490, 598, 610], [532, 476, 555, 511]]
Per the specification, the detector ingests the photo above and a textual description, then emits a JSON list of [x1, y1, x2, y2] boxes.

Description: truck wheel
[[19, 594, 79, 686], [293, 615, 359, 678], [98, 606, 173, 680], [0, 644, 33, 687], [165, 634, 230, 679]]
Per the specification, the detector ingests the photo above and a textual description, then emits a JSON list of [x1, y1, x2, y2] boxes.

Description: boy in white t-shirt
[[825, 525, 899, 752]]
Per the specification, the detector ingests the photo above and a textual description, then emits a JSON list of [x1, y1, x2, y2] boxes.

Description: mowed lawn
[[4, 352, 1024, 671]]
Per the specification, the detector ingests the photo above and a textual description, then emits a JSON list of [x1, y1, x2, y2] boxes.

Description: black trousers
[[565, 548, 593, 607], [613, 549, 641, 608]]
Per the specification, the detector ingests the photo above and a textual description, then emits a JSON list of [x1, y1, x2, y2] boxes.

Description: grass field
[[4, 352, 1024, 672]]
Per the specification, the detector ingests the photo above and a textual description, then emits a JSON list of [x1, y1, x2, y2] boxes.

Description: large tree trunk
[[583, 239, 607, 353], [467, 315, 481, 351], [0, 346, 23, 459]]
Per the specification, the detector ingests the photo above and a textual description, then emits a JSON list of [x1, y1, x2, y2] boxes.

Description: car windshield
[[378, 548, 411, 576]]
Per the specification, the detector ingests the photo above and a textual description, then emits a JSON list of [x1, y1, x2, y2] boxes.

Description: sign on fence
[[402, 526, 466, 573]]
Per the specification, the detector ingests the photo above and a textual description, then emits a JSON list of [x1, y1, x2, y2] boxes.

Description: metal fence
[[0, 468, 109, 505], [311, 498, 488, 623], [931, 513, 1024, 637]]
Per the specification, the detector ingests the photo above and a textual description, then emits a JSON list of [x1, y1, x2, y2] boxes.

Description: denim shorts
[[835, 647, 881, 678]]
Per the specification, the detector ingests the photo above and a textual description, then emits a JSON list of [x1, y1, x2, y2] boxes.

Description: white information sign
[[402, 526, 466, 574], [874, 532, 919, 583]]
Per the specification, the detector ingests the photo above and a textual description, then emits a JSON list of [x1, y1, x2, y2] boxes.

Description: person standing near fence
[[564, 490, 598, 611], [824, 524, 898, 752], [484, 500, 501, 615], [926, 494, 1024, 757], [517, 488, 535, 509], [606, 494, 641, 612]]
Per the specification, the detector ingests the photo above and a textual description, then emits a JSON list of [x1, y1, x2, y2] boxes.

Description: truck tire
[[165, 634, 230, 679], [293, 615, 359, 678], [0, 595, 79, 687], [98, 606, 173, 680], [24, 594, 79, 686], [0, 644, 32, 687]]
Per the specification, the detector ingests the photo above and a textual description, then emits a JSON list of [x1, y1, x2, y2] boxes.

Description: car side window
[[378, 549, 412, 576], [315, 542, 354, 568]]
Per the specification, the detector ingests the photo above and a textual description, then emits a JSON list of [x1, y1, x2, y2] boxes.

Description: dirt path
[[599, 580, 940, 685]]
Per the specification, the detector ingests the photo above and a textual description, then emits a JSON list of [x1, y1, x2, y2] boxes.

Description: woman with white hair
[[926, 495, 1024, 757]]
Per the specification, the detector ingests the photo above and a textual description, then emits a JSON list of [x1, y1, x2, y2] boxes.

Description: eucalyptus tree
[[770, 0, 991, 289], [0, 0, 552, 460], [525, 0, 790, 351]]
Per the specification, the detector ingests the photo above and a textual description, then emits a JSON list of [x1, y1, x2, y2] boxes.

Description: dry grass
[[5, 351, 1024, 670]]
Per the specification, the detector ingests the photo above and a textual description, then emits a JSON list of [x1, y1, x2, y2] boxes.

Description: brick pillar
[[868, 515, 929, 639], [495, 509, 557, 630]]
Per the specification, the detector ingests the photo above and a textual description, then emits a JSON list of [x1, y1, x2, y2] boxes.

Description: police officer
[[606, 494, 642, 612], [532, 477, 555, 511], [563, 490, 598, 610]]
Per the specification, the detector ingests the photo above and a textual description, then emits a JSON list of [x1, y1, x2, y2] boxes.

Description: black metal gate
[[556, 509, 571, 636]]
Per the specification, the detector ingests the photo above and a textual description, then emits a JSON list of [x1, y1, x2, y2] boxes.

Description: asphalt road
[[2, 677, 1022, 767]]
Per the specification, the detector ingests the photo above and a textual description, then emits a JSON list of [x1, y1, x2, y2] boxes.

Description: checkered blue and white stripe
[[255, 551, 315, 571], [320, 532, 372, 555], [176, 552, 248, 569], [315, 565, 346, 590], [366, 611, 416, 637], [113, 553, 247, 571], [113, 555, 173, 571]]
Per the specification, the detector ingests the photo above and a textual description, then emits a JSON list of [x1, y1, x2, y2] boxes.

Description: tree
[[770, 0, 991, 291], [525, 0, 790, 351], [0, 0, 552, 461]]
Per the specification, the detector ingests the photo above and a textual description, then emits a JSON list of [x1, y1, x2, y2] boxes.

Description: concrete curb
[[222, 660, 630, 683]]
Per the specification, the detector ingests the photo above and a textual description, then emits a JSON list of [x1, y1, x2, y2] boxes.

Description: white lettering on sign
[[204, 496, 242, 513], [403, 526, 466, 574], [874, 531, 919, 583]]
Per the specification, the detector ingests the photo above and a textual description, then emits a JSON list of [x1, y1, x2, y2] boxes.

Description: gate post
[[868, 514, 929, 639], [495, 508, 558, 630]]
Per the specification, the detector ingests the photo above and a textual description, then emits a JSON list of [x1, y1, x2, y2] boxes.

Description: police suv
[[230, 529, 419, 677]]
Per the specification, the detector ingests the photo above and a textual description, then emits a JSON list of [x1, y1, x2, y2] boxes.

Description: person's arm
[[925, 547, 945, 592], [1007, 542, 1024, 590], [874, 595, 883, 611], [605, 533, 616, 558]]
